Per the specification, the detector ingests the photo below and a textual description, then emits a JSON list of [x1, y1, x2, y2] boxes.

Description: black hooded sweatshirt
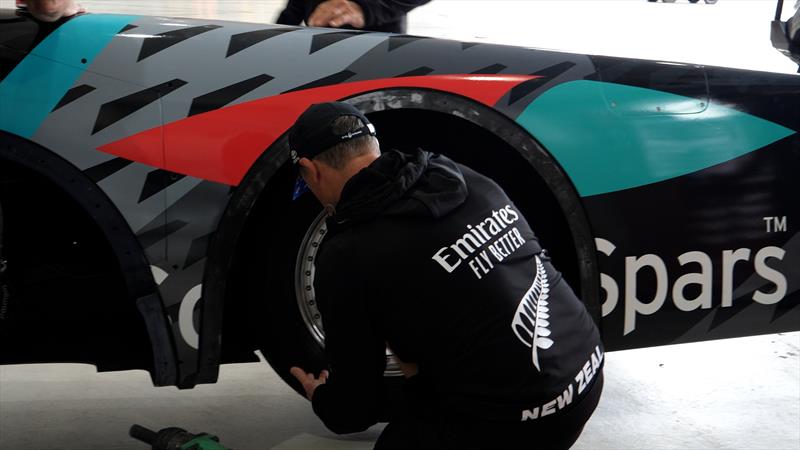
[[276, 0, 430, 34], [311, 149, 603, 434]]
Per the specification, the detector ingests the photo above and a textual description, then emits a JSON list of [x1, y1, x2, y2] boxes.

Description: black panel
[[772, 294, 800, 322], [395, 66, 434, 77], [461, 42, 481, 51], [137, 25, 222, 62], [138, 170, 186, 203], [83, 157, 133, 183], [387, 35, 428, 52], [310, 31, 362, 54], [184, 233, 212, 269], [472, 63, 507, 74], [593, 56, 800, 132], [226, 27, 299, 58], [51, 84, 95, 112], [0, 12, 78, 53], [584, 134, 800, 351], [0, 14, 37, 51], [706, 66, 800, 132], [188, 74, 273, 117], [508, 62, 576, 105], [0, 15, 36, 81], [0, 45, 24, 82], [92, 79, 187, 135], [0, 11, 79, 57], [137, 220, 189, 249], [592, 55, 708, 100], [283, 70, 356, 93]]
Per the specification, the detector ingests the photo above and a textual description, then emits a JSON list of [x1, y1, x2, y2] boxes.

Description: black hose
[[129, 424, 158, 445]]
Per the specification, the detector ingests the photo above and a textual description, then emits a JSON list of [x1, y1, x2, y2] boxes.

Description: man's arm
[[276, 0, 306, 25], [351, 0, 431, 29]]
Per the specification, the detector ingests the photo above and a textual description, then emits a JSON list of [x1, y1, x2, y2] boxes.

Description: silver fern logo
[[512, 255, 553, 371]]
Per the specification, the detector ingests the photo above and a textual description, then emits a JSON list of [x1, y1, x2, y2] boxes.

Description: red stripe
[[98, 74, 535, 186]]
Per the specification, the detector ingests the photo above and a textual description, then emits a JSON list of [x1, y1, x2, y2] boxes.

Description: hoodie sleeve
[[350, 0, 431, 28], [310, 232, 387, 434], [276, 0, 306, 25]]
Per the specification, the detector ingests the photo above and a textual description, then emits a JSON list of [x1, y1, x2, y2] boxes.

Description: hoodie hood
[[334, 149, 468, 226]]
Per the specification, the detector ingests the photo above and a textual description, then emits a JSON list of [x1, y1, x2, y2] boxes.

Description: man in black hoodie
[[276, 0, 430, 34], [289, 102, 604, 450]]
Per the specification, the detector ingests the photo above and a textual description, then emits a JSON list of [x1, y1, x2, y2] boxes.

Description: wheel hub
[[295, 211, 403, 377]]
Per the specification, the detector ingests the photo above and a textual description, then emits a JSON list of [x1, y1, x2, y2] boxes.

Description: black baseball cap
[[289, 102, 376, 165]]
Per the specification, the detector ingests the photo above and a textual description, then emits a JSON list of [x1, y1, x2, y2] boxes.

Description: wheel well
[[348, 90, 599, 314], [0, 132, 173, 383], [0, 158, 153, 372], [214, 90, 599, 368]]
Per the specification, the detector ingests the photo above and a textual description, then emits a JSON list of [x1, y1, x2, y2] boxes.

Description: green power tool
[[129, 424, 231, 450]]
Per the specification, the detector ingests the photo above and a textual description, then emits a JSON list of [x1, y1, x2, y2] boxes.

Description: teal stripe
[[0, 14, 139, 138], [516, 80, 796, 197]]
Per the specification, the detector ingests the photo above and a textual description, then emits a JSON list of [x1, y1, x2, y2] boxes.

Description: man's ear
[[298, 157, 319, 183]]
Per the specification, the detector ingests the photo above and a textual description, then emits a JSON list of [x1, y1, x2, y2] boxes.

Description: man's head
[[23, 0, 82, 22], [289, 102, 380, 206]]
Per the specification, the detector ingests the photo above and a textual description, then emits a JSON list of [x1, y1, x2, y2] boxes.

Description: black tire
[[247, 182, 328, 390], [236, 163, 404, 411]]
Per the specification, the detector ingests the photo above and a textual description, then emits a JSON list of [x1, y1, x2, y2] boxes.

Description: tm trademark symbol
[[763, 216, 788, 233]]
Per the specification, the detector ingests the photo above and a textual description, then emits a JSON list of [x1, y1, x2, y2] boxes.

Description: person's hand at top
[[25, 0, 85, 23], [308, 0, 365, 29]]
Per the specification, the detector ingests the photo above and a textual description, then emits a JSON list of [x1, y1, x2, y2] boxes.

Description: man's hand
[[25, 0, 84, 22], [399, 361, 419, 378], [290, 366, 330, 401], [308, 0, 365, 29]]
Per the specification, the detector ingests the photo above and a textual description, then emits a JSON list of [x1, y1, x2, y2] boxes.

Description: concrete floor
[[1, 1, 799, 449], [2, 333, 798, 449]]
